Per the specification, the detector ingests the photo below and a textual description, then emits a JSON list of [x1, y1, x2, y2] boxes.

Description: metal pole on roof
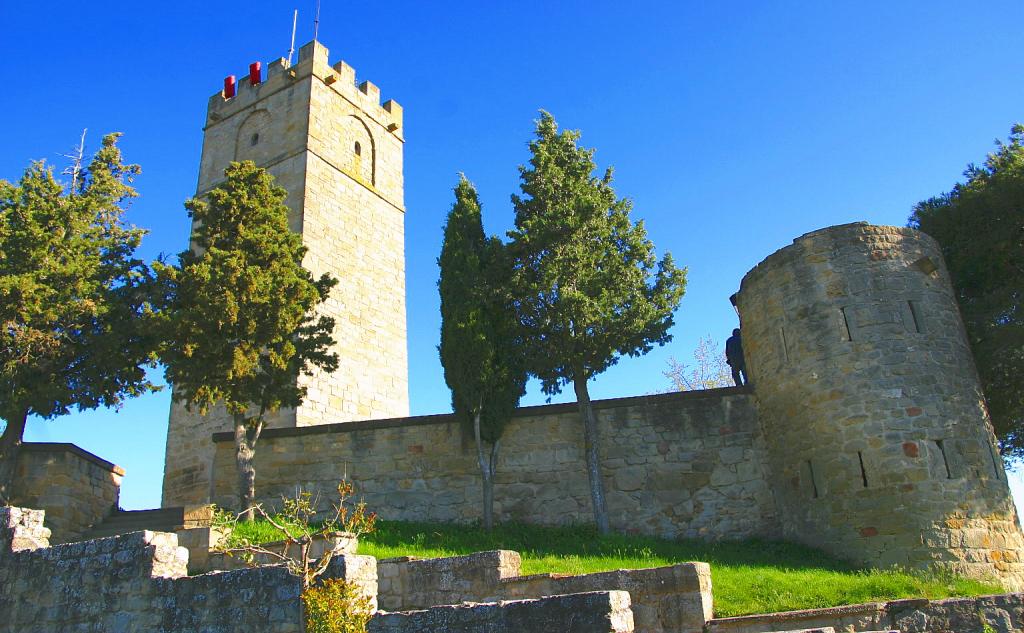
[[313, 0, 321, 42], [287, 9, 298, 66]]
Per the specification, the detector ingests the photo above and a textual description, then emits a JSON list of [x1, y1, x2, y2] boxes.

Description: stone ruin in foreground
[[3, 505, 1023, 633]]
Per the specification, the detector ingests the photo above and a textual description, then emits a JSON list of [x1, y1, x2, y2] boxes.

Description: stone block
[[369, 590, 634, 633]]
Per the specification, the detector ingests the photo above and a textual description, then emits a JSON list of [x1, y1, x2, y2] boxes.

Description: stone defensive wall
[[9, 442, 122, 543], [210, 388, 780, 540], [736, 222, 1024, 587]]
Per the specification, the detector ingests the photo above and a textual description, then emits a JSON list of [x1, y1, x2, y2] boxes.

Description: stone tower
[[162, 41, 410, 507], [737, 222, 1024, 587]]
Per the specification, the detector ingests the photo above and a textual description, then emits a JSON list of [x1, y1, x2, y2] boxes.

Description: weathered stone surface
[[368, 590, 635, 633], [0, 506, 376, 632], [163, 39, 409, 508], [209, 389, 778, 542], [736, 222, 1024, 588], [9, 442, 122, 543], [377, 549, 711, 633], [706, 593, 1024, 633]]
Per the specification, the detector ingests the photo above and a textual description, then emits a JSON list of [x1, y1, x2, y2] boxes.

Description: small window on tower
[[250, 133, 259, 146], [354, 141, 362, 156]]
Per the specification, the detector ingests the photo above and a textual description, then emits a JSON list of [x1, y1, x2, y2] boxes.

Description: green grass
[[230, 519, 1000, 617]]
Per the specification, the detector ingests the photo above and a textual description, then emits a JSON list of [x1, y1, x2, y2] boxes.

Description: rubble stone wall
[[0, 506, 376, 633], [210, 389, 779, 540], [10, 443, 122, 543]]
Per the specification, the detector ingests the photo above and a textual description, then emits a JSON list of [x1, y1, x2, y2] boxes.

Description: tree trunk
[[474, 410, 495, 531], [573, 375, 610, 535], [0, 410, 29, 506], [488, 439, 500, 527], [233, 413, 262, 522]]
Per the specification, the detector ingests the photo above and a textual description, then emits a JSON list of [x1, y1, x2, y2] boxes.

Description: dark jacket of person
[[726, 334, 745, 368]]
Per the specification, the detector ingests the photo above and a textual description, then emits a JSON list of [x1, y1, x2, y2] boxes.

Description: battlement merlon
[[203, 40, 403, 141]]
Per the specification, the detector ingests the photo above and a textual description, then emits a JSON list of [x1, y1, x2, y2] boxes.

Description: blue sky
[[2, 1, 1024, 510]]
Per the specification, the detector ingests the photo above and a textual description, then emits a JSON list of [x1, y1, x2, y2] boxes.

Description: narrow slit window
[[907, 300, 922, 333], [250, 133, 259, 146], [780, 326, 791, 363], [840, 307, 853, 341], [857, 451, 869, 487], [990, 445, 1003, 479], [807, 460, 819, 499], [354, 141, 362, 156], [936, 440, 952, 479]]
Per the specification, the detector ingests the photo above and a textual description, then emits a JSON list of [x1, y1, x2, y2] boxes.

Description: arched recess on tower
[[234, 109, 272, 163], [343, 114, 375, 186]]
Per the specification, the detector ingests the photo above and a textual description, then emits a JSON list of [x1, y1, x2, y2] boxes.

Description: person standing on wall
[[726, 328, 747, 387]]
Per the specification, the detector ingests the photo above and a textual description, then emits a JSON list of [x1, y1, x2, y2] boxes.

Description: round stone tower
[[736, 222, 1024, 588]]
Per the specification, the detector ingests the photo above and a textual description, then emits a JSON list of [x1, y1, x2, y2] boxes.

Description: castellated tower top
[[206, 41, 403, 141], [195, 39, 405, 214]]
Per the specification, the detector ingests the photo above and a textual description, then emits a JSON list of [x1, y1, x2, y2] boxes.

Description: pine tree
[[438, 176, 526, 530], [910, 124, 1024, 457], [156, 161, 337, 520], [0, 133, 158, 502], [508, 112, 687, 534]]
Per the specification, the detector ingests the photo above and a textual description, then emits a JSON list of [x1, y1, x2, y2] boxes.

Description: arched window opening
[[354, 141, 362, 156]]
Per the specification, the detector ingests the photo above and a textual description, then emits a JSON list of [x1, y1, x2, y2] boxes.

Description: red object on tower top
[[223, 75, 236, 99], [249, 62, 262, 86]]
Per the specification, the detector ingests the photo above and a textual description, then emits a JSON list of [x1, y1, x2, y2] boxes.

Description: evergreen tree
[[0, 133, 158, 503], [438, 177, 526, 530], [910, 124, 1024, 457], [156, 161, 337, 520], [508, 112, 687, 534]]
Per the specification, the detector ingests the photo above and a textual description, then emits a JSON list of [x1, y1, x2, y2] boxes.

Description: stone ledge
[[707, 602, 885, 632], [20, 442, 125, 476], [368, 590, 635, 633]]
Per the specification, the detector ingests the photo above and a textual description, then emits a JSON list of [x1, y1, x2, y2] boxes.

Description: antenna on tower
[[313, 0, 322, 42], [287, 9, 298, 65]]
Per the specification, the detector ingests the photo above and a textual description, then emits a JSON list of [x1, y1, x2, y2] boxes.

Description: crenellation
[[267, 56, 289, 78]]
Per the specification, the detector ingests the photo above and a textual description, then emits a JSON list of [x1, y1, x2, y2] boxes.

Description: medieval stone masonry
[[736, 223, 1024, 586], [152, 40, 1024, 592], [162, 41, 409, 508], [5, 503, 1024, 633]]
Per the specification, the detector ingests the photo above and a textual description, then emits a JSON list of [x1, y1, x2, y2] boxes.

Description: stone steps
[[80, 507, 186, 540]]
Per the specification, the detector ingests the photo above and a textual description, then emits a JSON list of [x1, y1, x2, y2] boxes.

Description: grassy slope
[[232, 519, 1000, 617]]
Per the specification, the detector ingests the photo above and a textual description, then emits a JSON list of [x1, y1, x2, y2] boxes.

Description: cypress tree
[[508, 112, 687, 534], [439, 176, 526, 530]]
